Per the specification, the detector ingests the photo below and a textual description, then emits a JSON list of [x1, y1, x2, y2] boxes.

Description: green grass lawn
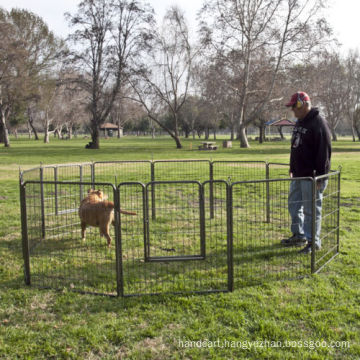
[[0, 135, 359, 359]]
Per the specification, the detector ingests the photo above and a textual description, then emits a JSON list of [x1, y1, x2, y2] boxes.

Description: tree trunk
[[44, 122, 50, 144], [0, 121, 4, 143], [90, 125, 100, 149], [26, 122, 33, 139], [330, 128, 337, 141], [277, 126, 284, 140], [354, 124, 360, 141], [175, 136, 182, 149], [117, 121, 121, 138], [68, 125, 73, 140], [0, 110, 10, 147], [205, 127, 209, 140], [55, 128, 62, 139], [27, 108, 39, 140], [351, 125, 356, 142], [259, 126, 264, 144], [239, 124, 249, 148], [29, 119, 39, 140], [230, 126, 235, 141], [167, 132, 182, 148], [168, 124, 182, 148], [213, 129, 216, 140]]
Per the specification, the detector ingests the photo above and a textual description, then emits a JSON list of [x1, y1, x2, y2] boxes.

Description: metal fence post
[[151, 161, 156, 220], [227, 182, 234, 292], [311, 177, 316, 274], [266, 162, 270, 223], [40, 166, 46, 239], [114, 186, 123, 297], [91, 162, 95, 186], [20, 182, 31, 285], [199, 184, 206, 258], [337, 170, 341, 253], [80, 165, 84, 202], [144, 183, 150, 260], [54, 166, 58, 215], [210, 161, 214, 219]]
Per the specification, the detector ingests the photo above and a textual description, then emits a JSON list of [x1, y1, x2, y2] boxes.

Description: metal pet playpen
[[19, 160, 341, 297]]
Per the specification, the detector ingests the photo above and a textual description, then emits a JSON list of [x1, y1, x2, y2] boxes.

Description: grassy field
[[0, 135, 359, 359]]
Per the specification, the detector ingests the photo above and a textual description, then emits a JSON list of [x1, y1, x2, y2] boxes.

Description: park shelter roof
[[265, 118, 296, 126], [100, 123, 118, 130]]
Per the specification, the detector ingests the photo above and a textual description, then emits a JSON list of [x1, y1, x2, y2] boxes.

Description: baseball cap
[[285, 92, 310, 107]]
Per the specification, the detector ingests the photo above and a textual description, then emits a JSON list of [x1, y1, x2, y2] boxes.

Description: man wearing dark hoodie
[[281, 92, 332, 254]]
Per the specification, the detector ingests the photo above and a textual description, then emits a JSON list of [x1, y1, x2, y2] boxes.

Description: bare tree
[[194, 57, 241, 140], [65, 0, 154, 149], [131, 6, 194, 149], [110, 92, 145, 138], [48, 69, 90, 139], [352, 107, 360, 141], [178, 95, 200, 139], [0, 10, 27, 147], [314, 51, 348, 141], [343, 51, 360, 141], [26, 102, 40, 140], [199, 0, 332, 147], [0, 8, 64, 147]]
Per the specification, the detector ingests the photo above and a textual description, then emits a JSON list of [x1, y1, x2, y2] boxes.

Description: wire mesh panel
[[21, 167, 41, 183], [22, 182, 44, 254], [80, 163, 93, 183], [94, 161, 152, 185], [119, 181, 228, 296], [118, 182, 147, 296], [213, 161, 267, 182], [23, 181, 118, 295], [231, 179, 309, 287], [268, 163, 290, 179], [55, 164, 83, 182], [314, 171, 340, 272], [19, 161, 341, 297], [54, 165, 84, 215], [151, 161, 212, 220], [153, 160, 211, 182], [145, 181, 205, 261], [203, 181, 231, 291]]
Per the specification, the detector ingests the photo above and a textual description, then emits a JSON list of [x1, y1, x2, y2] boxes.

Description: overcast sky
[[0, 0, 359, 52]]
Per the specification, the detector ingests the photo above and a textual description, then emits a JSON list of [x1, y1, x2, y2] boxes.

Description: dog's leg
[[105, 233, 112, 248], [81, 222, 87, 241], [99, 224, 112, 247]]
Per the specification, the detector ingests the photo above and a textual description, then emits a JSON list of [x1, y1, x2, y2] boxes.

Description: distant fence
[[19, 161, 341, 297]]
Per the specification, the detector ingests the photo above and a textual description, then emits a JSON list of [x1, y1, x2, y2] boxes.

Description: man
[[281, 92, 332, 254]]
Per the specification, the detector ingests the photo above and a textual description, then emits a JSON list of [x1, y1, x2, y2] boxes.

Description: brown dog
[[78, 189, 136, 247]]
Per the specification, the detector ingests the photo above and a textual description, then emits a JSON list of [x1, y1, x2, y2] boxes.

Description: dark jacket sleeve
[[314, 119, 332, 176]]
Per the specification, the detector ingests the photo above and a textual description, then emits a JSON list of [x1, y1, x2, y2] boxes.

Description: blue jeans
[[288, 178, 328, 248]]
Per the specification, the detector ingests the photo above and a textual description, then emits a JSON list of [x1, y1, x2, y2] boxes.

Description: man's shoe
[[299, 243, 321, 254], [281, 234, 307, 247]]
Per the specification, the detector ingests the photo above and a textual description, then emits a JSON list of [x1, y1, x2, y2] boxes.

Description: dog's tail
[[102, 200, 136, 215], [120, 209, 137, 216], [101, 200, 136, 215], [102, 200, 115, 210]]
